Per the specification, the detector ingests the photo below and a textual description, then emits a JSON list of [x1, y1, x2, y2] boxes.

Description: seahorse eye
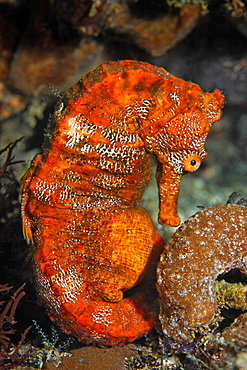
[[184, 155, 202, 172]]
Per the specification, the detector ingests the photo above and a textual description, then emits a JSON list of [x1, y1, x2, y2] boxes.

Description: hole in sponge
[[215, 268, 247, 332]]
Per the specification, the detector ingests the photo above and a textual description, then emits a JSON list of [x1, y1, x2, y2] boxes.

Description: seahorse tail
[[34, 232, 164, 346]]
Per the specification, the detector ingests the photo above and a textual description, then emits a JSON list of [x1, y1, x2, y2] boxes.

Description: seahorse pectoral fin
[[22, 214, 34, 244], [156, 163, 182, 227], [21, 176, 34, 243], [20, 154, 43, 244]]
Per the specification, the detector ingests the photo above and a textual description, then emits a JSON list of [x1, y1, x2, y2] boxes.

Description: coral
[[102, 1, 202, 56], [0, 3, 27, 119], [157, 201, 247, 344], [9, 39, 103, 94], [0, 137, 24, 248], [0, 137, 24, 180], [20, 60, 223, 346], [166, 0, 209, 13], [0, 82, 25, 120], [43, 344, 135, 370], [0, 283, 30, 369], [0, 0, 104, 118], [225, 0, 247, 19], [3, 0, 205, 98], [124, 346, 183, 369], [0, 7, 18, 82], [0, 138, 34, 368], [52, 0, 204, 56], [201, 312, 247, 369], [22, 321, 74, 369], [214, 279, 247, 310]]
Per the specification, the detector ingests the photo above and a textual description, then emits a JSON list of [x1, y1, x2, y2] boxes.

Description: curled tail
[[33, 234, 164, 346]]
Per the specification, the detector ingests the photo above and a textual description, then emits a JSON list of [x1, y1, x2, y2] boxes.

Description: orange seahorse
[[21, 60, 224, 346]]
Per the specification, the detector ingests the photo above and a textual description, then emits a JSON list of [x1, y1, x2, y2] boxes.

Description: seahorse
[[20, 60, 224, 346]]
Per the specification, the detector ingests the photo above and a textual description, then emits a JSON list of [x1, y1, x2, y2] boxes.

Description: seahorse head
[[141, 82, 224, 227]]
